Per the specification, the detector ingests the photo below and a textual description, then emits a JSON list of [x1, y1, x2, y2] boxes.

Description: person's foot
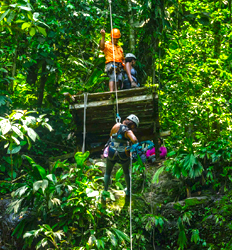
[[124, 188, 130, 196]]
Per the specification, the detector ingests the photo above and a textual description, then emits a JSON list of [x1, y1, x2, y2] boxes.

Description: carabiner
[[116, 113, 121, 123]]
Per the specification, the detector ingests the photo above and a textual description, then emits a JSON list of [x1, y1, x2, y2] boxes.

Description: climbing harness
[[82, 92, 88, 153], [108, 0, 121, 124]]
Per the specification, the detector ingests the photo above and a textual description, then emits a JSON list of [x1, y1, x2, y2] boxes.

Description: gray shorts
[[105, 63, 123, 82]]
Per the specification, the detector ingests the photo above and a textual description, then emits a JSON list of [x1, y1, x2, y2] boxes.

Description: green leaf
[[74, 151, 90, 166], [12, 126, 24, 139], [177, 230, 188, 249], [42, 122, 53, 131], [37, 26, 47, 37], [1, 119, 11, 135], [46, 174, 57, 184], [86, 188, 99, 197], [115, 167, 123, 181], [87, 210, 96, 226], [22, 22, 31, 30], [106, 229, 117, 246], [18, 6, 32, 11], [152, 166, 165, 184], [29, 27, 36, 36], [33, 180, 43, 193], [0, 9, 10, 22], [15, 186, 28, 197], [111, 228, 130, 242], [33, 164, 47, 179], [27, 128, 38, 142], [23, 230, 36, 238], [88, 235, 96, 247], [7, 145, 21, 154], [191, 229, 200, 243], [41, 179, 49, 193], [12, 136, 20, 145], [22, 155, 36, 165]]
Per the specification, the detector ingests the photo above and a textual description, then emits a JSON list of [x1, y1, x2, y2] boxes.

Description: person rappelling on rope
[[104, 114, 139, 196], [100, 28, 125, 91]]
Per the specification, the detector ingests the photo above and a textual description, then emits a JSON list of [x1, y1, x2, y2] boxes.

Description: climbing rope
[[108, 0, 121, 124], [108, 0, 132, 248], [130, 153, 133, 250], [82, 92, 88, 153]]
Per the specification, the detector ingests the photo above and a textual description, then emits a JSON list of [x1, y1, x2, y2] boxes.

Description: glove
[[131, 143, 140, 152]]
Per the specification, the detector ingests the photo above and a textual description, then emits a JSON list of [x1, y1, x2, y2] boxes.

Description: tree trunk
[[37, 62, 47, 108], [127, 0, 135, 52], [26, 63, 39, 86], [11, 48, 17, 93]]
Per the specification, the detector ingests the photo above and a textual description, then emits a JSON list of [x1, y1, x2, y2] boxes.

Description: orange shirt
[[103, 41, 124, 64]]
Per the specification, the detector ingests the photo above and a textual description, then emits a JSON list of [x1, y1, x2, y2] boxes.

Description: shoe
[[124, 188, 130, 196]]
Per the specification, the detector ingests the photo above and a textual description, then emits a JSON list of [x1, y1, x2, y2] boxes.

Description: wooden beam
[[69, 94, 153, 110]]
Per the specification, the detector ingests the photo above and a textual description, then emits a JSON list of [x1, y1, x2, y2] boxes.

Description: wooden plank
[[72, 87, 153, 102], [70, 94, 153, 110]]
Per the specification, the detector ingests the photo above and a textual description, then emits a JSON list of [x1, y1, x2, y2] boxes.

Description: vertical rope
[[108, 0, 120, 122], [82, 92, 88, 153], [130, 153, 133, 250]]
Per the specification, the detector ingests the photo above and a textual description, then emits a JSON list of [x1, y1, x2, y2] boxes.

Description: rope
[[130, 152, 133, 250], [108, 1, 131, 247], [82, 92, 88, 153], [108, 0, 120, 123]]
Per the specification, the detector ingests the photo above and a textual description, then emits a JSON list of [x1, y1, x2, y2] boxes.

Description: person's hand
[[131, 80, 138, 88], [100, 29, 105, 37]]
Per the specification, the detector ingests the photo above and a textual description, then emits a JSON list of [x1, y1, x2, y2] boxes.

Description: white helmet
[[127, 114, 139, 127], [125, 53, 136, 60]]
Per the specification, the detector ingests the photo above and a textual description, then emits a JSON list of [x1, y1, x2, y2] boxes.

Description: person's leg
[[104, 157, 116, 191], [109, 81, 115, 91], [121, 159, 131, 195]]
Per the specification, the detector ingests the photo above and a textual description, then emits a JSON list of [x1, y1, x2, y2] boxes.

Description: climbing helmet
[[111, 28, 121, 38], [127, 114, 139, 127], [125, 53, 136, 60]]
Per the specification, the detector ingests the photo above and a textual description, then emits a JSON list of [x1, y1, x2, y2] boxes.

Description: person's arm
[[99, 29, 106, 51], [110, 123, 120, 136], [125, 130, 138, 144], [125, 61, 133, 83]]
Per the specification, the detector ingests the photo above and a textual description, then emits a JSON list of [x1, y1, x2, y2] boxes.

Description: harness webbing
[[108, 0, 120, 123]]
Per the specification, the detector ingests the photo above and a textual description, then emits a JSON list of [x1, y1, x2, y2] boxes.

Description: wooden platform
[[64, 87, 159, 149]]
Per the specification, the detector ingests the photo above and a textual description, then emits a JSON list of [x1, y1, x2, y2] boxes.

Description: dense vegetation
[[1, 0, 232, 249]]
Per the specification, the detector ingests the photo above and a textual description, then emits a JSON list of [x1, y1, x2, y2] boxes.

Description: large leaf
[[106, 229, 117, 246], [12, 125, 24, 139], [1, 119, 11, 135], [21, 22, 31, 30], [86, 188, 99, 197], [15, 186, 28, 197], [37, 26, 47, 37], [33, 180, 48, 193], [27, 128, 38, 142], [46, 174, 57, 184], [111, 228, 130, 243], [7, 145, 21, 154], [33, 164, 47, 179], [0, 9, 10, 22], [74, 151, 90, 166], [152, 166, 165, 184]]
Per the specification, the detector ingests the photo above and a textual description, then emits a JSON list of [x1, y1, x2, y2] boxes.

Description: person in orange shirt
[[100, 28, 125, 91]]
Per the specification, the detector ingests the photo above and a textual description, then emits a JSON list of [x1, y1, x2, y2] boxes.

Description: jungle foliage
[[1, 0, 232, 249]]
